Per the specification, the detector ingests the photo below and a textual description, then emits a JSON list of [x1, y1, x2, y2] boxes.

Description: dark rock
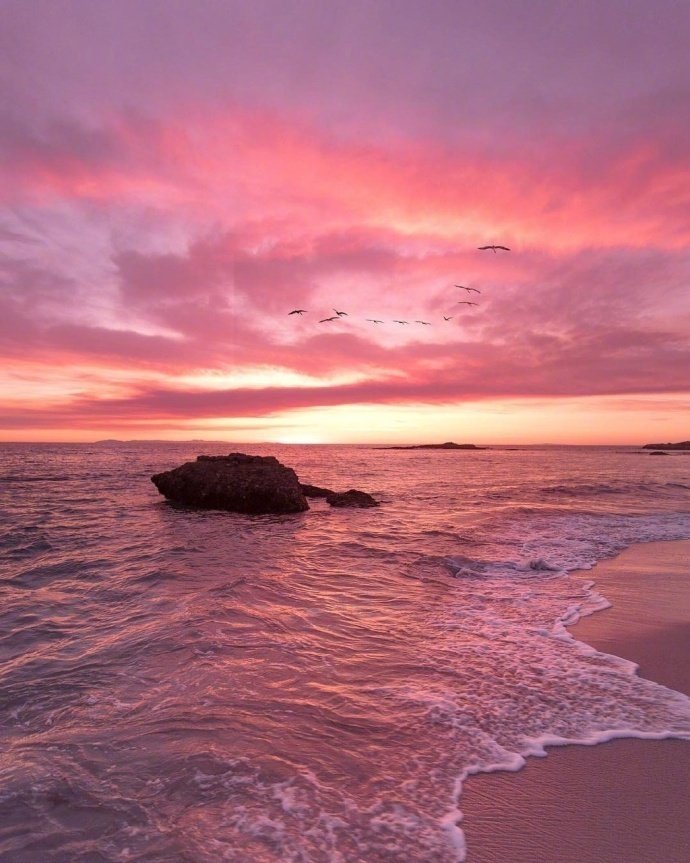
[[151, 453, 309, 514], [642, 441, 690, 450], [326, 489, 379, 508], [300, 483, 335, 498], [650, 451, 669, 456]]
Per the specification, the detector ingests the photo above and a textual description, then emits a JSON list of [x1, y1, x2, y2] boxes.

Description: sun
[[273, 433, 325, 444]]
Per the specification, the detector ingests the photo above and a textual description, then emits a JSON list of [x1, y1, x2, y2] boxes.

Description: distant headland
[[642, 441, 690, 451], [379, 441, 486, 451]]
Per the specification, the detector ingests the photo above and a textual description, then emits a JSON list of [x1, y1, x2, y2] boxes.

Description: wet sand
[[460, 539, 690, 863]]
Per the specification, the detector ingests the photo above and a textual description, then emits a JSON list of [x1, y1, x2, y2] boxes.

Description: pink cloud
[[2, 1, 690, 439], [4, 103, 690, 252]]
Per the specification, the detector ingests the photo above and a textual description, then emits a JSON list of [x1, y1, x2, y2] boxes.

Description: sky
[[1, 0, 689, 444]]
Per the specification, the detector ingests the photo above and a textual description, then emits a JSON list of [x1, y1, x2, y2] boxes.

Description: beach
[[3, 0, 690, 856], [460, 539, 690, 863], [3, 443, 689, 861]]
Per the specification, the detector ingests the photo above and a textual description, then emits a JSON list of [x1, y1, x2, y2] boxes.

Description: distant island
[[380, 441, 486, 450], [642, 441, 690, 450]]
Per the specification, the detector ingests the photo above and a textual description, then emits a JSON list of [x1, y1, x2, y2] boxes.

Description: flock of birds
[[287, 244, 510, 325]]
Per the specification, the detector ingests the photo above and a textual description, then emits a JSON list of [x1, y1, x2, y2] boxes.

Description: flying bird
[[455, 285, 481, 293], [443, 315, 453, 321], [288, 309, 307, 315], [319, 316, 340, 322], [333, 309, 348, 316], [393, 320, 409, 325], [366, 319, 384, 323], [478, 245, 510, 252], [457, 301, 478, 306], [415, 320, 431, 325]]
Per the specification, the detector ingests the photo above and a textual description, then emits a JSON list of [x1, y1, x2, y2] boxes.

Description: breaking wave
[[1, 442, 690, 861]]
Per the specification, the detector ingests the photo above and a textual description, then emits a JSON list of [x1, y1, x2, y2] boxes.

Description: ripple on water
[[1, 443, 690, 861]]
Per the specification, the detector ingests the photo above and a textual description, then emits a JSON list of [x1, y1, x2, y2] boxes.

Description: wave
[[0, 474, 76, 483], [540, 482, 646, 496], [3, 442, 690, 862]]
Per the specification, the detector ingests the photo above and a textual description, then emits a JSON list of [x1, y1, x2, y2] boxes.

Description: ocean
[[1, 442, 690, 862]]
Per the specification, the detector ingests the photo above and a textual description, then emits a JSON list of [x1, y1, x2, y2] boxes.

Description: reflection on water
[[1, 443, 690, 861]]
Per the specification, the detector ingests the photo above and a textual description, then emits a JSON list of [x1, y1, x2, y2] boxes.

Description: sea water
[[1, 442, 690, 862]]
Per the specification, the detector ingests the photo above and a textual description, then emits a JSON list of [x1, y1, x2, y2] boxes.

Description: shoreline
[[458, 538, 690, 863]]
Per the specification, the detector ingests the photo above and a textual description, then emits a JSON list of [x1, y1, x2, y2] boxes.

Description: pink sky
[[1, 0, 689, 443]]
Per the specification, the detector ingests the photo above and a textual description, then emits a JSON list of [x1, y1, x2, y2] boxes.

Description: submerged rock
[[649, 451, 669, 456], [300, 483, 335, 498], [151, 453, 309, 514], [326, 489, 379, 508]]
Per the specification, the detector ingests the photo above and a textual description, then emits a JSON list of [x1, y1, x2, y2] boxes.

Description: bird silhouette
[[455, 285, 481, 293], [478, 245, 510, 252], [393, 320, 409, 325], [415, 320, 431, 325], [333, 309, 348, 316], [288, 309, 307, 315], [366, 319, 384, 324], [319, 316, 340, 322], [443, 315, 453, 321], [458, 301, 478, 306]]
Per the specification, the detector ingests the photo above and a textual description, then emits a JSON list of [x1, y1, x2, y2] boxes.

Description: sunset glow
[[2, 1, 689, 443]]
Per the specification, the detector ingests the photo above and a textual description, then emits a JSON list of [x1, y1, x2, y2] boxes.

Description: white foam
[[392, 533, 690, 862]]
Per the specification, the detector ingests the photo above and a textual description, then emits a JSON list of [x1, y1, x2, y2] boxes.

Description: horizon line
[[0, 439, 674, 448]]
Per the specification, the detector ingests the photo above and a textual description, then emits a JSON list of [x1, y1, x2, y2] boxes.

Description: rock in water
[[300, 483, 335, 498], [326, 489, 379, 508], [151, 453, 309, 514]]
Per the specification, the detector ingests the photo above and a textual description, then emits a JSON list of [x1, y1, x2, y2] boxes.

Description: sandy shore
[[460, 539, 690, 863]]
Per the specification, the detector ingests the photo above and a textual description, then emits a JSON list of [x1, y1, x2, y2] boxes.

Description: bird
[[366, 319, 384, 324], [415, 320, 431, 325], [458, 301, 478, 306], [288, 309, 307, 315], [455, 285, 481, 293], [443, 315, 453, 321], [319, 315, 340, 322], [478, 245, 510, 252], [333, 309, 348, 316], [393, 320, 409, 325]]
